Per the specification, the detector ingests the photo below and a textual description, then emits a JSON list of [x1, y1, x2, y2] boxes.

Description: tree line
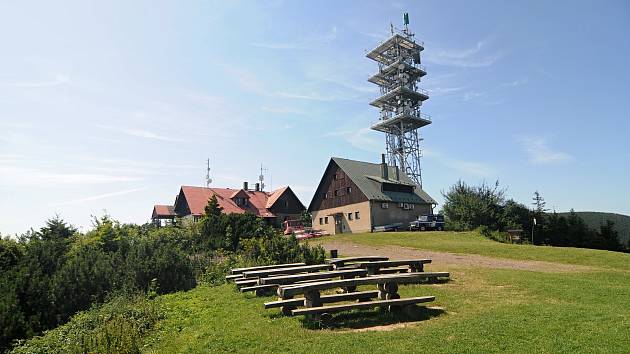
[[441, 180, 628, 252], [0, 195, 324, 352]]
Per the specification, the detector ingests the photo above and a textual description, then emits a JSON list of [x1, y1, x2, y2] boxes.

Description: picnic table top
[[326, 256, 389, 265], [354, 259, 432, 268], [278, 272, 450, 298], [230, 262, 306, 275], [242, 264, 331, 278], [259, 268, 368, 285]]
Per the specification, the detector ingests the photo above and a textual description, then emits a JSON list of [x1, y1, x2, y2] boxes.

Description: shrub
[[10, 295, 161, 354]]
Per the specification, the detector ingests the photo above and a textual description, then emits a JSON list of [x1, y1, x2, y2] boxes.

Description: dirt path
[[320, 240, 595, 273]]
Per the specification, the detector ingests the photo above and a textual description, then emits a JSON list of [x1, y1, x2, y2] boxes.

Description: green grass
[[16, 232, 630, 353], [324, 231, 630, 271], [141, 232, 630, 353]]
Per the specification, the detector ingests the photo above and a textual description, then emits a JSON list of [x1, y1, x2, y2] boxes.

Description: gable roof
[[265, 186, 306, 210], [178, 185, 299, 218], [152, 205, 175, 218], [330, 157, 437, 205]]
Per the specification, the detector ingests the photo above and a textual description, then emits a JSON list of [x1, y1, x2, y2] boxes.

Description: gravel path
[[320, 239, 595, 273]]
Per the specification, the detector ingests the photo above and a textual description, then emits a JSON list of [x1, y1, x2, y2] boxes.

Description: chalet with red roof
[[152, 182, 305, 227]]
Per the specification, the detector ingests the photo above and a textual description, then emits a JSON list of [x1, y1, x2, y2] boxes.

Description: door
[[334, 213, 344, 234]]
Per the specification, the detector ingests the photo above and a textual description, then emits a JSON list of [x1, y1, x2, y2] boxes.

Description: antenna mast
[[366, 12, 431, 187], [205, 158, 212, 188], [258, 164, 267, 191]]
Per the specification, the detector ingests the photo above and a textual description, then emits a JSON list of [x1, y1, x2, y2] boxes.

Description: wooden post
[[330, 249, 338, 258]]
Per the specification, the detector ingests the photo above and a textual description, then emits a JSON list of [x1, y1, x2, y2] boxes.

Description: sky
[[1, 0, 629, 235]]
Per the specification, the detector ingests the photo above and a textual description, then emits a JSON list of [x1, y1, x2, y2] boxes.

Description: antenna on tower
[[258, 164, 267, 191], [205, 158, 212, 188]]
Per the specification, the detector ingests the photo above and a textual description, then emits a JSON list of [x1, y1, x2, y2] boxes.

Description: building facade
[[309, 156, 436, 234], [152, 183, 305, 227]]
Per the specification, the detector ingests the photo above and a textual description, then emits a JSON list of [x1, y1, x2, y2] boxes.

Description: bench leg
[[280, 295, 296, 316]]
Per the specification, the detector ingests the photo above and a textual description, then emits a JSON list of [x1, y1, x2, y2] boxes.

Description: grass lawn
[[143, 233, 630, 353], [323, 231, 630, 271]]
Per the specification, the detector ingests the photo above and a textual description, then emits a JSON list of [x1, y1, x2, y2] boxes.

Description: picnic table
[[274, 272, 449, 318]]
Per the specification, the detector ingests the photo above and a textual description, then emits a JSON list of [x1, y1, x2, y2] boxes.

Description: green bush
[[10, 295, 161, 354]]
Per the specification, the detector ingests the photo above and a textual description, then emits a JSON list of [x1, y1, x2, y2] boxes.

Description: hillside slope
[[13, 232, 630, 353], [558, 211, 630, 244]]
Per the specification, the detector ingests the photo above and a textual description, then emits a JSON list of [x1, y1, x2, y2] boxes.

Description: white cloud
[[0, 166, 142, 187], [261, 106, 305, 115], [425, 38, 503, 68], [518, 136, 573, 164], [50, 188, 147, 206], [251, 26, 337, 50], [2, 74, 70, 88], [120, 128, 181, 142], [424, 149, 495, 177], [325, 127, 383, 153], [96, 124, 181, 142]]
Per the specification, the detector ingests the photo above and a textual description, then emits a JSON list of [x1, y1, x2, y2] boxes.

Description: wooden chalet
[[308, 155, 436, 234]]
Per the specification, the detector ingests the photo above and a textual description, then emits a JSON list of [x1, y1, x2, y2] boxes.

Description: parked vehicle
[[409, 214, 445, 231]]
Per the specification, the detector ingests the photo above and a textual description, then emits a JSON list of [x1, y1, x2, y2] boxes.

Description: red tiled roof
[[152, 205, 175, 218], [266, 186, 289, 208], [179, 185, 290, 218]]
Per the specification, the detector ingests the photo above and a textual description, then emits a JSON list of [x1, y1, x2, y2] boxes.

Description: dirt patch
[[320, 240, 595, 273]]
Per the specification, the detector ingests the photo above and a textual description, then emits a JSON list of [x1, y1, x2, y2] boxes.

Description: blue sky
[[1, 1, 629, 235]]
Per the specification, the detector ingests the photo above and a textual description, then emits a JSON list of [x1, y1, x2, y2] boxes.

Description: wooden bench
[[278, 272, 449, 298], [258, 269, 368, 285], [242, 264, 332, 279], [354, 259, 432, 274], [264, 290, 380, 310], [241, 269, 369, 295], [230, 262, 306, 275], [326, 256, 389, 269], [291, 296, 435, 316], [275, 272, 449, 317]]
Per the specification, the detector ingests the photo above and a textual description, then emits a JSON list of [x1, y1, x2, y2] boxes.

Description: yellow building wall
[[311, 201, 372, 234]]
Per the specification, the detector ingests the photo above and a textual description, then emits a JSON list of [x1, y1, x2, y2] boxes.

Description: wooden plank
[[225, 274, 244, 281], [326, 256, 389, 265], [240, 284, 278, 293], [243, 264, 331, 279], [278, 272, 449, 298], [355, 259, 432, 268], [376, 267, 409, 274], [291, 296, 436, 316], [259, 269, 368, 285], [234, 279, 258, 287], [230, 262, 306, 275], [264, 290, 379, 309]]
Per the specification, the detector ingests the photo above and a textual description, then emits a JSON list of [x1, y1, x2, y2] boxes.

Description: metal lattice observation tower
[[366, 13, 430, 187]]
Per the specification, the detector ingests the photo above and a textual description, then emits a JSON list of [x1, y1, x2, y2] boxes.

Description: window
[[346, 186, 352, 194], [355, 211, 360, 219], [334, 189, 339, 196], [382, 182, 414, 194], [333, 174, 338, 180], [348, 213, 353, 221], [284, 200, 289, 208], [319, 217, 323, 225], [381, 202, 389, 209], [324, 217, 329, 224], [323, 192, 328, 199]]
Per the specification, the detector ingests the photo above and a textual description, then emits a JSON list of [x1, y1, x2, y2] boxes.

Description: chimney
[[395, 165, 400, 181], [243, 181, 248, 190], [255, 183, 260, 191], [380, 154, 389, 180]]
